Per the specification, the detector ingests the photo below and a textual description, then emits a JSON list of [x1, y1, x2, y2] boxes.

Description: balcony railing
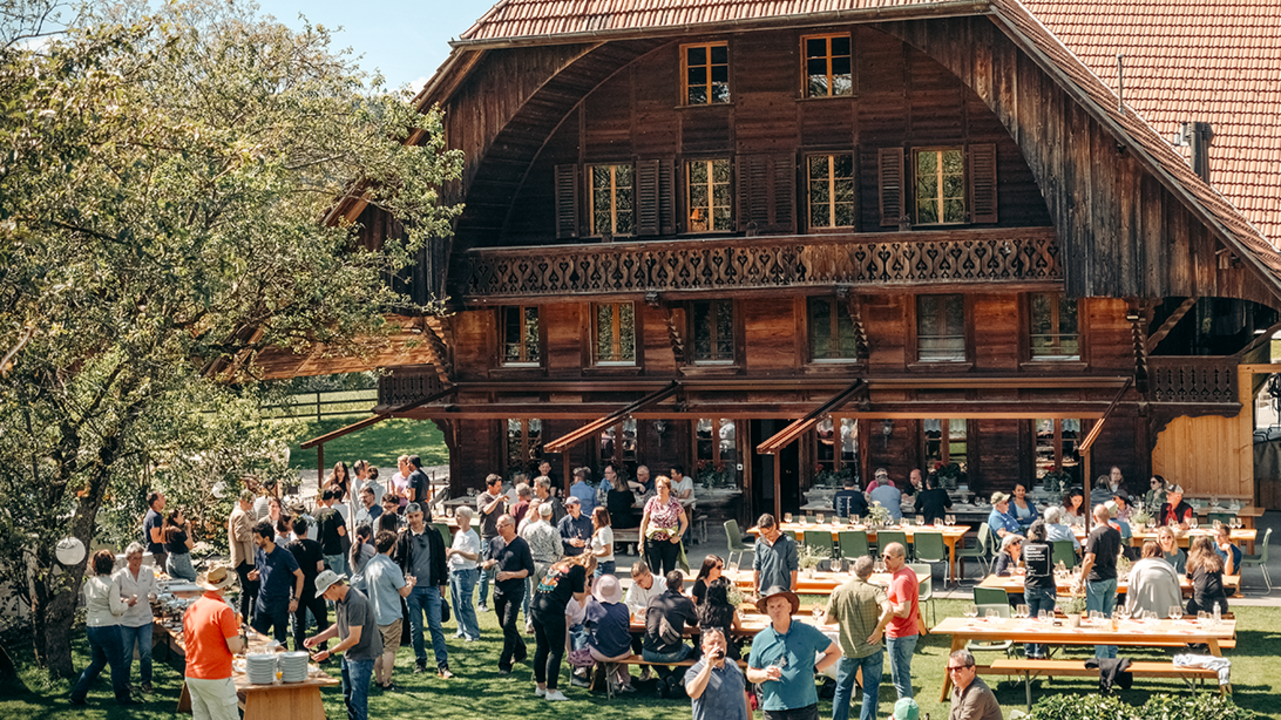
[[1148, 357, 1239, 405], [456, 227, 1061, 300]]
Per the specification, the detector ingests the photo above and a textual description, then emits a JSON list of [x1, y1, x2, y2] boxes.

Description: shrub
[[1027, 693, 1256, 720]]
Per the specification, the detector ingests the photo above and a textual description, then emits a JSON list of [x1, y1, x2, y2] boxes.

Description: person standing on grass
[[405, 454, 432, 508], [248, 520, 304, 646], [640, 477, 687, 577], [316, 485, 349, 577], [115, 542, 160, 695], [558, 495, 593, 558], [286, 517, 329, 652], [306, 571, 382, 720], [365, 530, 411, 692], [447, 506, 482, 642], [484, 514, 534, 675], [476, 473, 507, 613], [1076, 503, 1122, 659], [531, 553, 596, 701], [395, 502, 452, 678], [164, 507, 197, 582], [69, 549, 134, 707], [229, 490, 259, 623], [946, 649, 1003, 720], [355, 486, 382, 529], [882, 542, 920, 700], [143, 491, 167, 570], [825, 556, 892, 720], [391, 455, 411, 510], [746, 586, 841, 720], [686, 628, 750, 720], [181, 565, 244, 720], [753, 513, 798, 592], [522, 501, 564, 633], [1021, 521, 1056, 659]]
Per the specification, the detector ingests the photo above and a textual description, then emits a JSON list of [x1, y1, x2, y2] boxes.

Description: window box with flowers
[[696, 459, 734, 489], [813, 465, 854, 489], [934, 461, 965, 491]]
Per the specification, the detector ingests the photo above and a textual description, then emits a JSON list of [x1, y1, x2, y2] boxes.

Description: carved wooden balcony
[[1148, 356, 1239, 405], [378, 365, 444, 407], [455, 227, 1061, 301]]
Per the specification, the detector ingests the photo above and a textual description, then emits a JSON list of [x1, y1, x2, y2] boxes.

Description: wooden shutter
[[737, 153, 796, 234], [968, 143, 998, 224], [554, 164, 579, 239], [878, 147, 905, 227], [634, 158, 675, 236]]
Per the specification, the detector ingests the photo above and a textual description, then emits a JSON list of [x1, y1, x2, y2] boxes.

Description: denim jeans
[[166, 552, 197, 582], [405, 585, 449, 669], [477, 544, 495, 607], [252, 599, 291, 645], [119, 623, 153, 686], [450, 568, 480, 641], [833, 651, 883, 720], [1086, 578, 1118, 658], [885, 633, 917, 700], [494, 588, 527, 671], [641, 644, 693, 663], [341, 656, 374, 720], [71, 625, 130, 703], [1024, 586, 1057, 658], [324, 553, 348, 578], [594, 561, 616, 579]]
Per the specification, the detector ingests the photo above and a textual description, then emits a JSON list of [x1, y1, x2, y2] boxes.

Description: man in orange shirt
[[183, 564, 245, 720]]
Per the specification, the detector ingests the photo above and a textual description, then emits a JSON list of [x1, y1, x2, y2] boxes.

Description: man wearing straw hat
[[306, 569, 382, 720], [182, 564, 245, 720], [746, 586, 841, 720]]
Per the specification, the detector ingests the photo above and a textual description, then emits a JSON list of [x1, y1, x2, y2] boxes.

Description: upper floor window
[[687, 158, 732, 232], [1030, 292, 1080, 360], [594, 302, 636, 365], [803, 34, 852, 98], [589, 164, 634, 237], [506, 419, 543, 474], [808, 296, 859, 361], [691, 299, 735, 364], [917, 294, 965, 362], [501, 305, 540, 366], [914, 148, 965, 225], [684, 43, 730, 105], [807, 154, 856, 228]]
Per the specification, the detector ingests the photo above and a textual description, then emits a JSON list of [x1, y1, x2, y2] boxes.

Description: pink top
[[391, 472, 410, 508], [644, 496, 684, 541]]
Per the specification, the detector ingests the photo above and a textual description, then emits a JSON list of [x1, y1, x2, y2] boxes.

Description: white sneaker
[[638, 667, 654, 682], [544, 690, 569, 701], [534, 686, 546, 697]]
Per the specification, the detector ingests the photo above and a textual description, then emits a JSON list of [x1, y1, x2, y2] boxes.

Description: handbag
[[441, 597, 451, 623]]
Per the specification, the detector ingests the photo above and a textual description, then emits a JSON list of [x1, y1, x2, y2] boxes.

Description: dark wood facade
[[342, 13, 1281, 513]]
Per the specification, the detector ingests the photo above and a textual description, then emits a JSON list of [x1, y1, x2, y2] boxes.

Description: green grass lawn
[[284, 415, 449, 472], [4, 599, 1278, 719]]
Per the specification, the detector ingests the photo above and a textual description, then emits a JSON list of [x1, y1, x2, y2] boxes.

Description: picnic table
[[751, 522, 969, 581], [931, 614, 1236, 700], [1073, 526, 1258, 552], [977, 571, 1241, 597], [719, 568, 926, 595]]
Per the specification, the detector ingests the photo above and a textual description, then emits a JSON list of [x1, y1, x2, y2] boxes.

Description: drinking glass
[[916, 515, 926, 526], [812, 606, 824, 623], [830, 558, 842, 573], [984, 607, 999, 622], [727, 560, 740, 573], [1017, 604, 1030, 620], [1197, 611, 1209, 622], [1189, 517, 1199, 530], [964, 604, 978, 619], [1169, 606, 1183, 622], [816, 513, 825, 525], [784, 512, 793, 524], [851, 514, 861, 526], [875, 559, 886, 574], [1038, 609, 1051, 622]]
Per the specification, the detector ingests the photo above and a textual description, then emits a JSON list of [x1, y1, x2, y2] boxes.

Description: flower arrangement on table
[[813, 465, 853, 488], [726, 584, 747, 609], [865, 502, 892, 527], [1041, 469, 1072, 495], [1058, 592, 1087, 620], [934, 461, 964, 490], [1130, 507, 1152, 528], [799, 543, 828, 571], [695, 459, 733, 488]]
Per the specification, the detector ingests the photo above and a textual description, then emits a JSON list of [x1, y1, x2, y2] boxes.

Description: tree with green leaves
[[0, 0, 461, 677]]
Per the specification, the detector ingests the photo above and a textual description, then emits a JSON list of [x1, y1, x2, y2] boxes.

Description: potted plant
[[696, 459, 732, 489], [1059, 594, 1086, 627], [799, 544, 825, 577], [1041, 469, 1072, 495], [935, 461, 964, 491]]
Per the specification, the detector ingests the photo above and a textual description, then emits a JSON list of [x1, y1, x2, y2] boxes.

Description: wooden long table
[[720, 568, 926, 595], [977, 572, 1241, 597], [753, 523, 969, 581], [931, 614, 1236, 700], [155, 621, 339, 720], [1072, 525, 1257, 552]]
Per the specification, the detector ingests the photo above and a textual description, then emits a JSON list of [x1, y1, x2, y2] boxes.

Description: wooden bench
[[986, 658, 1223, 708]]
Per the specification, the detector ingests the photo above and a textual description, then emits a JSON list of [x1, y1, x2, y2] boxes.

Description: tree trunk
[[30, 543, 80, 679]]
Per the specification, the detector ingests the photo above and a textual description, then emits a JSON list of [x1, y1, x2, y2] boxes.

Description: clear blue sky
[[252, 0, 495, 92]]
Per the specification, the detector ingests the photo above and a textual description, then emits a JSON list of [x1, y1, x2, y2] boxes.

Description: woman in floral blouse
[[639, 476, 688, 576]]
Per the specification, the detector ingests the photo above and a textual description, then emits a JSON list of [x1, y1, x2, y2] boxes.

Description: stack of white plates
[[245, 654, 277, 685], [279, 651, 310, 683]]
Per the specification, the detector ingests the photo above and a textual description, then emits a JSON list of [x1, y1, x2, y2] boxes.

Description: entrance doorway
[[750, 419, 800, 519]]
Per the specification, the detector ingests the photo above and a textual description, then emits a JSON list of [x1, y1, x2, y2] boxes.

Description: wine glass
[[1038, 608, 1051, 622], [916, 515, 926, 527], [1197, 611, 1209, 622], [727, 560, 740, 573], [784, 512, 793, 524], [874, 559, 886, 574], [964, 604, 978, 619], [1189, 516, 1199, 530], [1169, 606, 1183, 622], [830, 557, 842, 573], [1017, 604, 1030, 620], [812, 605, 824, 623], [816, 513, 826, 525], [851, 514, 861, 526], [984, 607, 999, 622]]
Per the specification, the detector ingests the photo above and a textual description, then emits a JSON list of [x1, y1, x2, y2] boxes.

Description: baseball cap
[[893, 698, 920, 720], [565, 496, 581, 506], [990, 491, 1010, 504]]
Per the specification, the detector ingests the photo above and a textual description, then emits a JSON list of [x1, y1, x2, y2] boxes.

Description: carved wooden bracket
[[1127, 305, 1149, 394], [646, 291, 685, 365], [837, 285, 871, 361], [420, 315, 455, 385]]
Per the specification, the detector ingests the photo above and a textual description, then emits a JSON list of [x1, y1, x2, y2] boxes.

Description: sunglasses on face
[[947, 665, 971, 672]]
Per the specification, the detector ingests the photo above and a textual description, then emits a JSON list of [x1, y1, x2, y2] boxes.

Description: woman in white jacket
[[1125, 541, 1183, 618]]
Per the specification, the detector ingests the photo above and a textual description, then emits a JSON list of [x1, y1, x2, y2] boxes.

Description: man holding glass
[[746, 587, 841, 720]]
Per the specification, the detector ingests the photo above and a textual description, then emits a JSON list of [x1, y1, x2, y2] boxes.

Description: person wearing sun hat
[[584, 573, 634, 691], [746, 586, 840, 719], [182, 564, 244, 720], [305, 569, 382, 720]]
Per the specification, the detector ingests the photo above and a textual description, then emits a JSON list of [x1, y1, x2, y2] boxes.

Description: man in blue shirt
[[753, 514, 799, 592], [869, 477, 903, 521], [557, 496, 593, 557], [568, 467, 598, 515], [986, 492, 1021, 541], [746, 587, 841, 720], [248, 520, 303, 645], [686, 628, 749, 720]]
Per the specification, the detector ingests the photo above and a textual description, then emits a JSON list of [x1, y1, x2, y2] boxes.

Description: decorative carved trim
[[378, 365, 445, 406], [838, 286, 871, 361], [1148, 357, 1236, 404]]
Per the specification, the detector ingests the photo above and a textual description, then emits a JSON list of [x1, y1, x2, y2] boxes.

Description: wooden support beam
[[543, 381, 682, 453], [1233, 317, 1281, 360], [1146, 297, 1198, 354], [1079, 377, 1134, 533], [756, 380, 866, 455]]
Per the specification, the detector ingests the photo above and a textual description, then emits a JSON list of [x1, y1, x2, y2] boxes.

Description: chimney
[[1178, 122, 1214, 184]]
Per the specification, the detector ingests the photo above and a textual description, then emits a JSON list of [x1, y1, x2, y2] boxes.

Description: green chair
[[956, 522, 993, 581], [805, 529, 836, 557], [783, 529, 797, 541], [967, 603, 1014, 657], [908, 562, 937, 626], [724, 519, 755, 569], [839, 530, 871, 560], [973, 586, 1009, 607], [1207, 512, 1234, 526], [912, 531, 951, 586], [1240, 527, 1272, 593], [804, 515, 816, 525], [1051, 540, 1077, 570], [432, 522, 454, 547], [876, 530, 908, 559]]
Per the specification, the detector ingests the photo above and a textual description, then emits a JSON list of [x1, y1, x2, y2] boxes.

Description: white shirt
[[624, 575, 670, 616], [673, 475, 695, 500], [450, 528, 480, 571], [591, 526, 615, 564], [114, 566, 159, 628]]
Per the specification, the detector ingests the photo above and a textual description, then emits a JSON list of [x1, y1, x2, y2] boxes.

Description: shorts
[[378, 621, 402, 653]]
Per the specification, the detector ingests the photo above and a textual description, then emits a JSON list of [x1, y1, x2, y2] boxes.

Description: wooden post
[[562, 454, 572, 499], [317, 443, 324, 497], [1082, 447, 1092, 534], [773, 452, 782, 521]]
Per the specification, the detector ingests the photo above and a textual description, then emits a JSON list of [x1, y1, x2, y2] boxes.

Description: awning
[[543, 380, 682, 453]]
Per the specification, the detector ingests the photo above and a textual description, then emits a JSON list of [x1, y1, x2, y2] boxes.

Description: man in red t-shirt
[[183, 564, 245, 720], [882, 542, 920, 701]]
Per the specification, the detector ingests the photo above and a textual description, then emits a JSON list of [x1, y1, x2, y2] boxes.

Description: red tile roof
[[451, 0, 1281, 281]]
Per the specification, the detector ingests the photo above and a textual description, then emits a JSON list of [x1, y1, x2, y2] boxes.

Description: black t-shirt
[[144, 509, 165, 555], [164, 527, 189, 555], [407, 469, 431, 506], [1023, 541, 1055, 591], [1085, 524, 1122, 581], [288, 537, 324, 600], [914, 488, 954, 524], [1188, 567, 1228, 613], [606, 488, 637, 528], [487, 535, 535, 597], [691, 578, 708, 606], [316, 507, 345, 555], [533, 563, 587, 617], [832, 489, 869, 518], [643, 590, 698, 654]]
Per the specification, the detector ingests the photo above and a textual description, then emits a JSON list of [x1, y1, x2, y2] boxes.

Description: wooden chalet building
[[292, 0, 1281, 520]]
